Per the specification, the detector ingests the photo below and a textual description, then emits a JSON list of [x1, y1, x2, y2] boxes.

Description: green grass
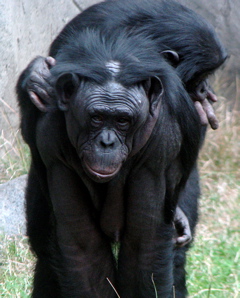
[[187, 234, 239, 297], [0, 98, 239, 297], [0, 235, 34, 297]]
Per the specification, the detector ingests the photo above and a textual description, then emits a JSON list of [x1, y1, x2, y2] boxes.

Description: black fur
[[16, 1, 226, 297]]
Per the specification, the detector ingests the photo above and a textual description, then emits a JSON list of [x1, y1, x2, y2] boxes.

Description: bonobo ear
[[55, 73, 80, 111], [130, 77, 163, 156], [160, 50, 179, 67], [143, 76, 164, 115]]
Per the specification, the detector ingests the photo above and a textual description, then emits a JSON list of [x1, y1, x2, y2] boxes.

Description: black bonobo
[[17, 1, 227, 297]]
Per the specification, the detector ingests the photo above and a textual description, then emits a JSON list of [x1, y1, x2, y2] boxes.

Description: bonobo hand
[[192, 80, 219, 130], [173, 206, 192, 247], [26, 56, 56, 112]]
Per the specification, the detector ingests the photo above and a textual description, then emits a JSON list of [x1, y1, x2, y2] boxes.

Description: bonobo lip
[[84, 162, 121, 180]]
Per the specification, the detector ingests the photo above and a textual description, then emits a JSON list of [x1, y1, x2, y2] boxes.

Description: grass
[[0, 235, 33, 297], [187, 97, 240, 297], [0, 95, 239, 297], [0, 99, 30, 183]]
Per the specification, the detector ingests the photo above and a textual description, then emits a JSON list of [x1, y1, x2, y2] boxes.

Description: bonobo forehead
[[83, 79, 148, 113], [105, 60, 121, 76]]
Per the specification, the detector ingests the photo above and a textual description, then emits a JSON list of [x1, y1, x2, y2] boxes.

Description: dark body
[[17, 1, 227, 297]]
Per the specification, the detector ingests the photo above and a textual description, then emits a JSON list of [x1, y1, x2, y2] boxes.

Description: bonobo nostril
[[99, 131, 116, 148], [100, 139, 114, 148]]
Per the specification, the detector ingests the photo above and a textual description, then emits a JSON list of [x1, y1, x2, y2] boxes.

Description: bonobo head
[[45, 30, 173, 182], [55, 71, 163, 182], [40, 29, 198, 183]]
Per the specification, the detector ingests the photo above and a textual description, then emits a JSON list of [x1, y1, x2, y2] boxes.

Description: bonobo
[[18, 30, 201, 297], [24, 55, 192, 247], [17, 1, 227, 297]]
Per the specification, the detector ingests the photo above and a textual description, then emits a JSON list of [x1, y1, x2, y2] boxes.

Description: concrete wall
[[0, 0, 239, 149]]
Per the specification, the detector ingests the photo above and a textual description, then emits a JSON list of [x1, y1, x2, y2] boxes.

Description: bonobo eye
[[116, 117, 131, 131], [91, 115, 104, 128]]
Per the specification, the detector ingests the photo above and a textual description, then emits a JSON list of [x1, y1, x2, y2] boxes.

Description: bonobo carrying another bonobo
[[17, 0, 227, 297]]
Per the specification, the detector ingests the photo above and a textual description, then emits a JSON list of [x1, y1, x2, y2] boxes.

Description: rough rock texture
[[0, 175, 27, 235]]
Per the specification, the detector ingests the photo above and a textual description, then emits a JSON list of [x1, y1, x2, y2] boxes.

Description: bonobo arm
[[173, 206, 192, 247], [46, 163, 116, 297], [118, 166, 174, 298]]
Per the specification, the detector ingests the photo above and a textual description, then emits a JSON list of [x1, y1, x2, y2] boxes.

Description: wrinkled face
[[58, 79, 148, 182], [78, 81, 149, 182], [56, 71, 163, 182]]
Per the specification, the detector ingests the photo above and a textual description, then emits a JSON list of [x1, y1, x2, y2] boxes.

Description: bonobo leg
[[173, 246, 189, 298], [118, 168, 174, 298], [173, 165, 200, 298], [47, 163, 117, 298], [26, 163, 60, 297]]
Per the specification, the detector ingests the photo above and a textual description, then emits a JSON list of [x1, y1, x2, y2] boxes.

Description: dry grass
[[198, 96, 240, 238], [0, 97, 30, 183]]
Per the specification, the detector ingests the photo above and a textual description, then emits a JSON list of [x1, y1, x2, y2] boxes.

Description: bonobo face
[[56, 76, 157, 182], [79, 81, 149, 182]]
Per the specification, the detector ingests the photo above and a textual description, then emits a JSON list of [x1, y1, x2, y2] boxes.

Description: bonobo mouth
[[84, 162, 122, 182]]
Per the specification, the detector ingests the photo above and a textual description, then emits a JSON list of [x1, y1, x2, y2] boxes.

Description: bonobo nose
[[99, 130, 117, 149]]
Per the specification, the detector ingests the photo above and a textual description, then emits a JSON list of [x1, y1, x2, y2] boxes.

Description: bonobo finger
[[29, 91, 48, 112], [175, 234, 192, 247], [194, 101, 208, 126], [27, 76, 54, 99], [32, 57, 54, 80], [45, 56, 56, 67], [207, 90, 218, 103], [202, 99, 219, 130], [28, 86, 51, 102]]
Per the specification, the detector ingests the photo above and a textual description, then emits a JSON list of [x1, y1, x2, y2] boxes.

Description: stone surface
[[0, 175, 27, 235]]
